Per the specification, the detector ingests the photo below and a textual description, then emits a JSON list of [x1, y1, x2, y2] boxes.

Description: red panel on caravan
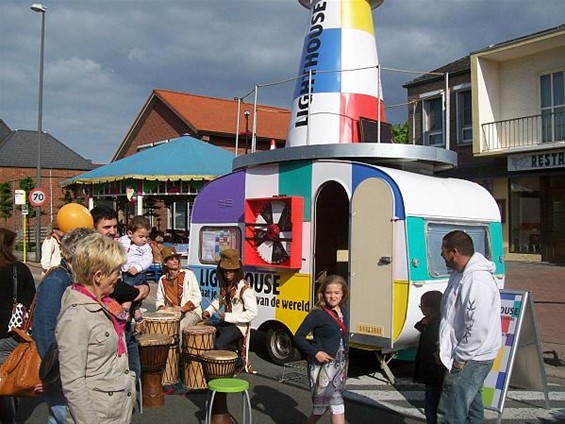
[[244, 196, 303, 269]]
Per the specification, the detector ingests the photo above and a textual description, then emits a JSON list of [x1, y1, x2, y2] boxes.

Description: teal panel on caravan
[[407, 218, 505, 281], [279, 161, 312, 221], [406, 217, 429, 282], [490, 222, 505, 275]]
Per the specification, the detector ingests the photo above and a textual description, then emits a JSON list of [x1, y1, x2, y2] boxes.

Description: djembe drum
[[182, 325, 216, 391], [200, 350, 239, 424], [143, 311, 181, 385], [137, 334, 174, 407]]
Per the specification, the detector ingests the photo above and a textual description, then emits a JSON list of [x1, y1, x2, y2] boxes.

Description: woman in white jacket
[[40, 222, 63, 276], [202, 248, 257, 372]]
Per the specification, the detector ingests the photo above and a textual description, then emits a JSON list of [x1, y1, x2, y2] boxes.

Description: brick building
[[0, 119, 95, 234]]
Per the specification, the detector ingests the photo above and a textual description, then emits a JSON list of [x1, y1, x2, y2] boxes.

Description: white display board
[[483, 290, 550, 423]]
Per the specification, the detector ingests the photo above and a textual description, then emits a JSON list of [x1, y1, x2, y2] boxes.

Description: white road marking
[[345, 374, 565, 422]]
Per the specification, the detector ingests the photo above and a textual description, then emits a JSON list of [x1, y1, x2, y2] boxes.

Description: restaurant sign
[[508, 149, 565, 171]]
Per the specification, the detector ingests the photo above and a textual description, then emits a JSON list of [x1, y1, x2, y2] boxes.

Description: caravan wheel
[[266, 328, 301, 365]]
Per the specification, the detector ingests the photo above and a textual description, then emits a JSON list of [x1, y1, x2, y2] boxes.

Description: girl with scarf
[[56, 233, 135, 424], [294, 275, 350, 424]]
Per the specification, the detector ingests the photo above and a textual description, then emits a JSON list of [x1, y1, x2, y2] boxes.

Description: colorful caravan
[[187, 154, 505, 364]]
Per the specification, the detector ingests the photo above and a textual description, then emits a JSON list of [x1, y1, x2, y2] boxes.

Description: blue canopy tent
[[62, 135, 234, 185], [61, 136, 234, 241]]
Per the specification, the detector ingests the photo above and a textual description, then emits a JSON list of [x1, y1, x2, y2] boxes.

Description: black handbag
[[39, 342, 61, 394]]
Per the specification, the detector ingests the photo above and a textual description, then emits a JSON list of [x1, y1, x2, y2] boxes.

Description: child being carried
[[118, 215, 153, 331]]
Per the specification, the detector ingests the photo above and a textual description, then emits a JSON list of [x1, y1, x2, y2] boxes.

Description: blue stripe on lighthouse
[[293, 28, 342, 98]]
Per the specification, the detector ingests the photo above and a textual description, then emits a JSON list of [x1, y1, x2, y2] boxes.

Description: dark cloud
[[1, 0, 563, 163]]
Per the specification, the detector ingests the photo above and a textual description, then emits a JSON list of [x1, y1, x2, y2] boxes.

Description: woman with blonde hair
[[56, 233, 135, 423]]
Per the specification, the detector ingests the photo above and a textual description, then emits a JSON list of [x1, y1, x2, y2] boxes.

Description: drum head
[[138, 334, 174, 347], [200, 350, 238, 361], [182, 325, 216, 336], [145, 311, 182, 321]]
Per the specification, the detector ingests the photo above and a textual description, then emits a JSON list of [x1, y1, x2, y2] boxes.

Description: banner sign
[[483, 290, 550, 422]]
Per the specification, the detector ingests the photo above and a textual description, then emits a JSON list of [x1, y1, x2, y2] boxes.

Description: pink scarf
[[72, 284, 128, 356]]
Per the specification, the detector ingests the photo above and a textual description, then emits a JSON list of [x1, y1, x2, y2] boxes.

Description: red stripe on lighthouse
[[339, 93, 386, 143]]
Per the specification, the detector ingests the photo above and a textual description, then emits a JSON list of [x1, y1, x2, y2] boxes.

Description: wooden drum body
[[182, 325, 216, 391], [138, 334, 174, 407], [200, 350, 239, 424], [200, 350, 238, 382], [143, 311, 181, 385]]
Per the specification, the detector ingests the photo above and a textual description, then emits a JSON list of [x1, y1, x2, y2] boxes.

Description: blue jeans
[[43, 390, 66, 424], [122, 273, 146, 286], [437, 359, 493, 424], [424, 384, 442, 424], [46, 403, 66, 424], [126, 324, 141, 381]]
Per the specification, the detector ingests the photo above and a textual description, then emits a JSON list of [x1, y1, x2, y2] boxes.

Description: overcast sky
[[1, 0, 563, 164]]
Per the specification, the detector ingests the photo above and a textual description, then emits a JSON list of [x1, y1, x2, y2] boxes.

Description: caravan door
[[350, 178, 394, 349]]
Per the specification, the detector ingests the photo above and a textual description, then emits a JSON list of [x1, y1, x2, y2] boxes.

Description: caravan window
[[199, 226, 241, 264], [426, 223, 491, 277]]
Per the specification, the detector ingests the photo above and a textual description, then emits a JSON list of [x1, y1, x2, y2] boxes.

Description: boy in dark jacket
[[414, 290, 445, 424]]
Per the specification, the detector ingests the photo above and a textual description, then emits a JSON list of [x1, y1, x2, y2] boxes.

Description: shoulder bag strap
[[13, 262, 37, 332], [322, 307, 348, 335], [21, 295, 37, 333], [12, 264, 18, 303]]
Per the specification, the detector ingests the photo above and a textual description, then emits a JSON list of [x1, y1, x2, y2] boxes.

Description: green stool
[[205, 378, 252, 424]]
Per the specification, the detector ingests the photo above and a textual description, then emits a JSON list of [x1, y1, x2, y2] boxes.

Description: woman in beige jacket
[[56, 233, 136, 424]]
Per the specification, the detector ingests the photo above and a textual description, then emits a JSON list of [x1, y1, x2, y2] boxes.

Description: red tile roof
[[154, 89, 290, 140]]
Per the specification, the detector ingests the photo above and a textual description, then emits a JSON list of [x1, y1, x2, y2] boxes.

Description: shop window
[[457, 89, 472, 145], [548, 177, 565, 262], [510, 178, 540, 253], [170, 201, 188, 231], [423, 96, 444, 146], [541, 71, 564, 143]]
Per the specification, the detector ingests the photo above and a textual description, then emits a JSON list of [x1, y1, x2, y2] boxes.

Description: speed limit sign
[[29, 188, 47, 207]]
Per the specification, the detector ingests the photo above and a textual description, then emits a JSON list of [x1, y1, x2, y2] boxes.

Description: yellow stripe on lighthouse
[[341, 0, 375, 35]]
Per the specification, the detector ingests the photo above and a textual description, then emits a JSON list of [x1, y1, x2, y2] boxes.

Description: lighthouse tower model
[[287, 0, 386, 147], [187, 0, 502, 374]]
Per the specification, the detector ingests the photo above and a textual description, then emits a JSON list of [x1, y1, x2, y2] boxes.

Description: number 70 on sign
[[29, 188, 47, 207]]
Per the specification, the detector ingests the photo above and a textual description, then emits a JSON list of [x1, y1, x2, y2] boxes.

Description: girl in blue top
[[294, 275, 349, 424]]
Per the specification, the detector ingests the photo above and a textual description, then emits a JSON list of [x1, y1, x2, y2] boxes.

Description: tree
[[0, 182, 12, 225], [392, 122, 409, 144]]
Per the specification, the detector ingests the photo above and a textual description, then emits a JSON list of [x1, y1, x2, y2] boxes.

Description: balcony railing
[[482, 109, 564, 152]]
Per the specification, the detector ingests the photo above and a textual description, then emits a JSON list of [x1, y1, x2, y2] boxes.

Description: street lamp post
[[31, 3, 46, 262], [244, 110, 250, 154]]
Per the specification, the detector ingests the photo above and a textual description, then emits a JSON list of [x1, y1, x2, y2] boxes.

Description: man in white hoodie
[[437, 230, 501, 424]]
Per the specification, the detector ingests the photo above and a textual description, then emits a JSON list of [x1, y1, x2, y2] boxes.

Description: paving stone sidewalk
[[505, 261, 565, 379]]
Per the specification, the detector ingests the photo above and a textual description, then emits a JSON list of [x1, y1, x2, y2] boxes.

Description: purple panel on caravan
[[191, 170, 245, 223]]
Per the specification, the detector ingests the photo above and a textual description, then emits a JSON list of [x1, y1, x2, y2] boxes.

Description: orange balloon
[[56, 203, 94, 233]]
